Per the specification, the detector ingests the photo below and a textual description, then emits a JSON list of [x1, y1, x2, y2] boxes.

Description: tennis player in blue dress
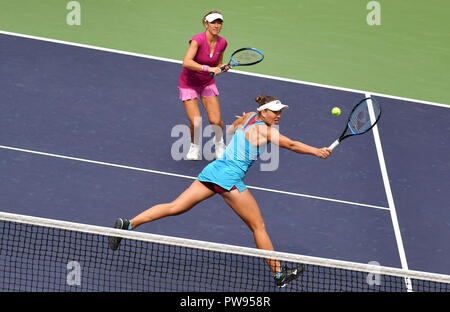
[[109, 95, 331, 287]]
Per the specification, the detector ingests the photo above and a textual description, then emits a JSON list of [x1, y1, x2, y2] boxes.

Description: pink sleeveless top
[[178, 32, 227, 88]]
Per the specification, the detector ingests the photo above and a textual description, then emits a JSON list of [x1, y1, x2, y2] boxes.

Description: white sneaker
[[186, 143, 201, 160], [215, 139, 226, 159]]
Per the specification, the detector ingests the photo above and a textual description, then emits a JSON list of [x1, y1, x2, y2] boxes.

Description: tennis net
[[1, 211, 449, 292]]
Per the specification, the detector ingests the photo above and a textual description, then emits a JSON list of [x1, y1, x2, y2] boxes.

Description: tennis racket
[[209, 47, 264, 76], [329, 97, 381, 150]]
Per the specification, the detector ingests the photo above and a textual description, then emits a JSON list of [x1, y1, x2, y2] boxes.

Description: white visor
[[205, 13, 224, 22], [257, 100, 289, 112]]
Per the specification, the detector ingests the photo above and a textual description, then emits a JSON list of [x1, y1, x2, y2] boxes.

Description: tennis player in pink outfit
[[179, 10, 230, 160]]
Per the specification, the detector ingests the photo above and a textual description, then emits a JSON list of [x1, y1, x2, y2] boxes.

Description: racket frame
[[329, 97, 381, 150], [209, 47, 264, 76], [225, 47, 265, 68]]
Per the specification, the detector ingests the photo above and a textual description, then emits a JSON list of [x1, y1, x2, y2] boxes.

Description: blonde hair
[[202, 10, 223, 24]]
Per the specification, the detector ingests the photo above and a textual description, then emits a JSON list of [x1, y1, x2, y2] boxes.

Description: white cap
[[205, 13, 224, 22], [257, 100, 289, 112]]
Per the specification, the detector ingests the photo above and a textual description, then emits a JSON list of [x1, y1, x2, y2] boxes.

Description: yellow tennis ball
[[331, 107, 341, 116]]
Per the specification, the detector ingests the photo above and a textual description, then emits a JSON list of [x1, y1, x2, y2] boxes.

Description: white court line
[[0, 144, 389, 211], [0, 30, 449, 108], [366, 94, 413, 291], [1, 30, 444, 286]]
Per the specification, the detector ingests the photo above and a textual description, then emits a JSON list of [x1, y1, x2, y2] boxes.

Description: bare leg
[[183, 99, 202, 144], [201, 95, 224, 142], [131, 180, 215, 229], [221, 188, 281, 275]]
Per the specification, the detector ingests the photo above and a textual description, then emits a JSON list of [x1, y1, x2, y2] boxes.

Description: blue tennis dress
[[197, 113, 267, 192]]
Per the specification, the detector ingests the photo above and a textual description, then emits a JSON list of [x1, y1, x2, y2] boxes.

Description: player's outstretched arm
[[267, 127, 331, 159]]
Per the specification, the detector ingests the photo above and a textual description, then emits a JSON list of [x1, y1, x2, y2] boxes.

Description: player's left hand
[[235, 111, 246, 120], [227, 112, 246, 134], [222, 65, 232, 72]]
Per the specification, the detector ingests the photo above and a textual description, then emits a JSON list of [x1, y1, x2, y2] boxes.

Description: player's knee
[[208, 116, 222, 126], [190, 116, 202, 129], [168, 200, 193, 216], [251, 220, 266, 233], [167, 202, 184, 216]]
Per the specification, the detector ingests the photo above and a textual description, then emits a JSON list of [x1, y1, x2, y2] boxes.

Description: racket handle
[[209, 65, 228, 76], [329, 139, 340, 151]]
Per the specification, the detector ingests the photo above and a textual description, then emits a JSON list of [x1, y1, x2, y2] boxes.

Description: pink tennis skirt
[[178, 83, 219, 101]]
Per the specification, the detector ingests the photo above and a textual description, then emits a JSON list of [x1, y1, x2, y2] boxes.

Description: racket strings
[[348, 100, 381, 134], [232, 50, 263, 65]]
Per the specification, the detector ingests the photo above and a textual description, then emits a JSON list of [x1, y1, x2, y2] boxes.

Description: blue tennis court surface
[[1, 33, 449, 276]]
